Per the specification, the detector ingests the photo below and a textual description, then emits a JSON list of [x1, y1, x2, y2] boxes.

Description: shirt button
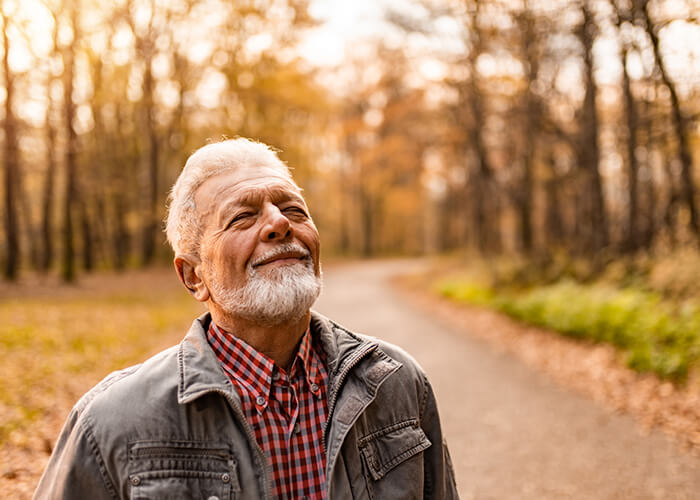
[[294, 423, 301, 435], [130, 476, 141, 486], [255, 395, 266, 406], [310, 383, 319, 392], [221, 472, 231, 483], [272, 372, 280, 381]]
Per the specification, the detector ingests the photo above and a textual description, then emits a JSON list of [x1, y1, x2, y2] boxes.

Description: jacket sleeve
[[33, 408, 118, 500], [419, 373, 460, 499]]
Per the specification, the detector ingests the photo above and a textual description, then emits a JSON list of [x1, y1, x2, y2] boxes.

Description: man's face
[[193, 164, 321, 321]]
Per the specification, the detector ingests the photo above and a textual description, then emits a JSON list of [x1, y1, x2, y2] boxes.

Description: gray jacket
[[35, 312, 459, 499]]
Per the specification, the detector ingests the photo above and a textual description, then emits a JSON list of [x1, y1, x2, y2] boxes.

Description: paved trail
[[314, 260, 700, 499]]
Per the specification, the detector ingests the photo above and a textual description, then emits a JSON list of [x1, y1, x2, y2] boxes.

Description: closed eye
[[283, 206, 307, 217], [225, 211, 255, 229]]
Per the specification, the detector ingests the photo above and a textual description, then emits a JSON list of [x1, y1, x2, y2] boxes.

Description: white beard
[[208, 246, 322, 326]]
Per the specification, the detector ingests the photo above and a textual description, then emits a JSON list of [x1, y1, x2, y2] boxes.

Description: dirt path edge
[[392, 274, 700, 456]]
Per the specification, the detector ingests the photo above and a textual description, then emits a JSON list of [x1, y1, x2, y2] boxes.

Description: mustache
[[249, 243, 311, 269]]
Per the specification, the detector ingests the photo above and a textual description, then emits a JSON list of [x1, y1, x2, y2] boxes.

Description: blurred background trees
[[0, 0, 698, 280]]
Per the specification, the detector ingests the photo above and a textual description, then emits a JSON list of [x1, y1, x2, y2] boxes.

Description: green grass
[[0, 281, 203, 443], [438, 278, 700, 382]]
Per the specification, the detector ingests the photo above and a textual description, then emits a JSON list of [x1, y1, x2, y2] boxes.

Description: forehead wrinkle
[[202, 165, 292, 198], [239, 183, 304, 205], [196, 170, 290, 211]]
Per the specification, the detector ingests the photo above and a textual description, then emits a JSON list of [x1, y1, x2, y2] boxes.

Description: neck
[[209, 306, 311, 371]]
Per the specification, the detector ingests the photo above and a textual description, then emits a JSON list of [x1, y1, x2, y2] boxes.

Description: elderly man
[[35, 138, 458, 499]]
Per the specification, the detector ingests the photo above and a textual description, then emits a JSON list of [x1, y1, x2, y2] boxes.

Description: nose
[[261, 204, 291, 242]]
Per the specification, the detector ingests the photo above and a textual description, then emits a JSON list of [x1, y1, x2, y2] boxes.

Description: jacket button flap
[[358, 420, 432, 481]]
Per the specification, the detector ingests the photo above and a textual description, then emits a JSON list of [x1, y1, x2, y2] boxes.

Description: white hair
[[165, 138, 293, 256]]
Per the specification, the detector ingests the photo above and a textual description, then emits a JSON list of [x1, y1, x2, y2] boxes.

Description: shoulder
[[324, 314, 427, 380], [373, 337, 426, 378], [366, 335, 430, 407], [35, 343, 183, 498], [73, 343, 181, 429], [316, 313, 430, 406]]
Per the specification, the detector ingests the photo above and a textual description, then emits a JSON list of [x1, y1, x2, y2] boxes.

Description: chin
[[212, 260, 322, 326]]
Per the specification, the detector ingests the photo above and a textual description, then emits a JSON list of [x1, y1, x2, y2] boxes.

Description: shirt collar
[[206, 322, 325, 404]]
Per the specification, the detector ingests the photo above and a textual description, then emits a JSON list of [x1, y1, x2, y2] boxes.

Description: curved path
[[314, 259, 700, 499]]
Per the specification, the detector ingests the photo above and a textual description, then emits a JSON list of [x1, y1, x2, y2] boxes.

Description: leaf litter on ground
[[0, 269, 204, 498]]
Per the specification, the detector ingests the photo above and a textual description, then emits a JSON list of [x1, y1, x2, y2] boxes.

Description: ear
[[174, 254, 210, 303]]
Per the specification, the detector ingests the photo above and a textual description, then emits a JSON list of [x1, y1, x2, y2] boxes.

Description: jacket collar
[[308, 312, 403, 396], [177, 311, 400, 405], [178, 313, 237, 405]]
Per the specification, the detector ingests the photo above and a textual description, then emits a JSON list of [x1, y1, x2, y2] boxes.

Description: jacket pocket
[[128, 440, 239, 500], [358, 419, 431, 498]]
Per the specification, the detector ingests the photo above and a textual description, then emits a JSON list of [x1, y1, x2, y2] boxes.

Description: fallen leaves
[[0, 269, 204, 499]]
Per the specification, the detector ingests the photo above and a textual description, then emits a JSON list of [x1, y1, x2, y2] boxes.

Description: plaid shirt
[[207, 322, 329, 499]]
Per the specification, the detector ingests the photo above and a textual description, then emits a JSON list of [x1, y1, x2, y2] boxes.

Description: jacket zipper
[[322, 343, 377, 453]]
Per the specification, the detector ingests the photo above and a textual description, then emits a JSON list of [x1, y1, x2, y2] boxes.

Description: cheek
[[300, 224, 321, 256], [217, 231, 256, 266]]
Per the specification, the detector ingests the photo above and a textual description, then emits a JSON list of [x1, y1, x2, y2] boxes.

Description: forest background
[[1, 0, 697, 278], [2, 0, 700, 494], [3, 0, 700, 373], [2, 0, 700, 394]]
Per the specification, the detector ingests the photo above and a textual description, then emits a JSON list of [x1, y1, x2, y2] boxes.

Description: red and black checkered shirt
[[207, 322, 329, 499]]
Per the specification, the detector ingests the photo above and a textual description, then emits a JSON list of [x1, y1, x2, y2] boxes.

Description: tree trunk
[[439, 188, 458, 251], [111, 102, 131, 270], [544, 153, 564, 248], [611, 0, 640, 252], [359, 176, 374, 257], [61, 6, 78, 282], [517, 3, 539, 253], [2, 13, 20, 280], [140, 49, 159, 265], [40, 9, 61, 273], [640, 98, 656, 249], [658, 114, 679, 246], [640, 0, 699, 242], [337, 166, 350, 254], [126, 0, 160, 266], [18, 174, 40, 269], [577, 0, 607, 253], [113, 193, 130, 270], [621, 47, 639, 251], [80, 197, 95, 272], [41, 89, 58, 272], [465, 2, 500, 254], [86, 55, 111, 270]]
